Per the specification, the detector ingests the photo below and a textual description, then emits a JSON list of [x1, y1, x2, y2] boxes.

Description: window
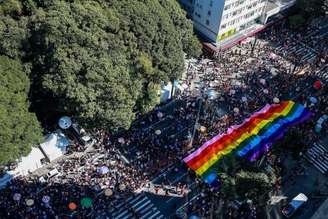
[[208, 10, 211, 16], [206, 19, 210, 25], [224, 4, 231, 10]]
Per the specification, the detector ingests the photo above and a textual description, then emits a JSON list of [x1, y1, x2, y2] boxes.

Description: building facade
[[179, 0, 296, 46], [186, 0, 267, 43]]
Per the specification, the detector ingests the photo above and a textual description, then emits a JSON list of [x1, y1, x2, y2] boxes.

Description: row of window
[[222, 1, 264, 21], [220, 7, 263, 29], [224, 0, 266, 11], [224, 0, 247, 11]]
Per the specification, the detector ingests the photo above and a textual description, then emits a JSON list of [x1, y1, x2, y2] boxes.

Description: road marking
[[170, 172, 188, 185], [151, 164, 174, 183], [174, 194, 200, 210]]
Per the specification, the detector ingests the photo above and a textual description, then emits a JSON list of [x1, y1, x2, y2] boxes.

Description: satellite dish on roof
[[58, 116, 72, 130]]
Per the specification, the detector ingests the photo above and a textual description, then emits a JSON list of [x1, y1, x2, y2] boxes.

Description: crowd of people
[[174, 16, 328, 218], [0, 15, 327, 219]]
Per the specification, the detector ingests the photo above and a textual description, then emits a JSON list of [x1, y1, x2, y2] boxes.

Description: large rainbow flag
[[183, 101, 311, 186]]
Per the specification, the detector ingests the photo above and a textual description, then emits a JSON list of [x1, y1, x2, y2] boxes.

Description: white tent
[[0, 147, 46, 188], [39, 132, 70, 162], [160, 82, 172, 103], [12, 147, 45, 176]]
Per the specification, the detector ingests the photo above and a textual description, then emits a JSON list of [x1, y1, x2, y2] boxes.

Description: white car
[[46, 168, 60, 179], [282, 193, 308, 218]]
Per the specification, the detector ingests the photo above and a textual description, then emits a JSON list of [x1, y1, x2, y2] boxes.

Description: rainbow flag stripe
[[183, 101, 311, 185]]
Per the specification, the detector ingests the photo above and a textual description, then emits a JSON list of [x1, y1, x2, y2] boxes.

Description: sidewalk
[[30, 141, 96, 177], [216, 24, 265, 51]]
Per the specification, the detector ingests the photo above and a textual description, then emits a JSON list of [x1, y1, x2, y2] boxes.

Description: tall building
[[179, 0, 296, 48]]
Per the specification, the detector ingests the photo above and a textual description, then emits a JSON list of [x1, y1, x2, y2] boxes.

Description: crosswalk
[[274, 44, 317, 64], [315, 65, 328, 83], [106, 193, 164, 219], [304, 142, 328, 174]]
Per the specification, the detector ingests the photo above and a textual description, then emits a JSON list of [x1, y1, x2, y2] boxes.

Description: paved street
[[266, 137, 328, 219]]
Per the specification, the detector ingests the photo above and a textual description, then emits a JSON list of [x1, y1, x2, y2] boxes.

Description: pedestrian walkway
[[315, 65, 328, 83], [304, 142, 328, 174], [274, 43, 317, 64], [107, 193, 164, 219]]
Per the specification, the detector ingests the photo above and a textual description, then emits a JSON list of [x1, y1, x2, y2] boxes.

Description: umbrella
[[271, 68, 278, 76], [313, 80, 322, 89], [157, 112, 164, 118], [68, 202, 77, 211], [42, 195, 50, 203], [119, 184, 126, 191], [270, 53, 277, 59], [98, 166, 109, 175], [207, 89, 217, 100], [104, 189, 113, 197], [263, 89, 269, 94], [26, 199, 34, 206], [58, 116, 72, 129], [230, 89, 236, 95], [246, 199, 253, 204], [259, 78, 266, 85], [182, 83, 188, 89], [199, 126, 206, 133], [233, 107, 239, 113], [155, 130, 161, 135], [118, 137, 125, 144], [273, 97, 280, 103], [80, 197, 93, 208], [309, 96, 318, 104], [241, 96, 247, 102], [13, 193, 21, 201]]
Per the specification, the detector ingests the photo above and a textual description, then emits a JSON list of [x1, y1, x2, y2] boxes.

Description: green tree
[[0, 0, 23, 16], [0, 56, 42, 165], [219, 172, 237, 200], [28, 0, 200, 130], [235, 170, 274, 202], [0, 16, 28, 58]]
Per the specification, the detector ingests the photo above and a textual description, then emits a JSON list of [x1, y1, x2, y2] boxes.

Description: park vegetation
[[0, 0, 201, 165]]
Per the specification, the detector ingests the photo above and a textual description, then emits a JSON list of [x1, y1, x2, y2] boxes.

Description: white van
[[282, 193, 308, 218], [46, 168, 60, 178]]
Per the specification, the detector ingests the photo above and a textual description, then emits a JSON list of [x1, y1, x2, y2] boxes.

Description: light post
[[251, 36, 257, 55], [189, 96, 202, 148]]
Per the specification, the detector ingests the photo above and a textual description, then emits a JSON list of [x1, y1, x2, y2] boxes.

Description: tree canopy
[[0, 0, 201, 163], [27, 0, 201, 130], [0, 56, 42, 165], [219, 169, 274, 203]]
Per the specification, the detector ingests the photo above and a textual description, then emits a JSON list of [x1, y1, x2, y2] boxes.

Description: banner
[[183, 101, 311, 185]]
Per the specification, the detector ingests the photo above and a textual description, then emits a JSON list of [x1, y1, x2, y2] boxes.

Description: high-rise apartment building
[[179, 0, 295, 46]]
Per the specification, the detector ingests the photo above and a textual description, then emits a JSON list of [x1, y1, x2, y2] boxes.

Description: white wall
[[219, 0, 266, 35], [192, 0, 226, 42]]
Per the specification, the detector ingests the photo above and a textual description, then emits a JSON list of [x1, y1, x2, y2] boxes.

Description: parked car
[[46, 168, 60, 179], [282, 193, 308, 218]]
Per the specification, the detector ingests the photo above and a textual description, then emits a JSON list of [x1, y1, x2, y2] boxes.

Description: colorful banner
[[183, 101, 311, 185]]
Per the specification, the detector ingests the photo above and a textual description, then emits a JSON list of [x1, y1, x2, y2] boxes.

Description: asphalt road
[[266, 138, 328, 219]]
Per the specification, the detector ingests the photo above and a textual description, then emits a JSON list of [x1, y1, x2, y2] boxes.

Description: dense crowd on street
[[0, 16, 327, 219], [175, 16, 328, 218]]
